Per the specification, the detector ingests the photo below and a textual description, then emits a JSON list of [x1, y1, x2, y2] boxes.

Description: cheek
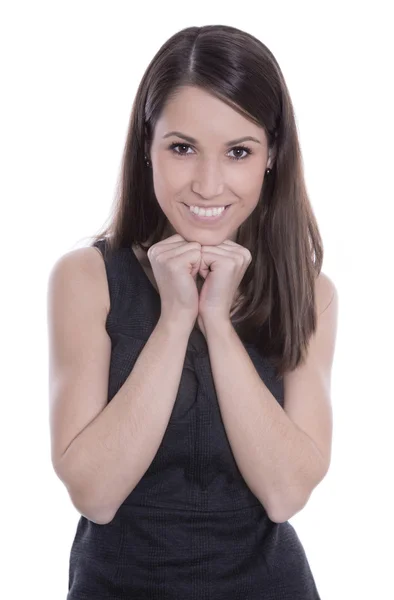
[[154, 160, 189, 191], [227, 163, 263, 191], [232, 181, 264, 213], [154, 160, 264, 200], [151, 170, 185, 216]]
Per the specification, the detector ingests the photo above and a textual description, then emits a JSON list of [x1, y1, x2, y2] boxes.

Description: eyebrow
[[162, 131, 261, 146]]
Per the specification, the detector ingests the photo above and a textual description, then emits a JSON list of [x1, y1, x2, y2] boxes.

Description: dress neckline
[[129, 244, 161, 299]]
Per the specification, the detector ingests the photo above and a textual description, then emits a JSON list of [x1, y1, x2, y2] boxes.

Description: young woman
[[48, 24, 338, 598]]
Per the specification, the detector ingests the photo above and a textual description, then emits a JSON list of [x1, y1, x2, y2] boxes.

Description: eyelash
[[168, 142, 253, 161]]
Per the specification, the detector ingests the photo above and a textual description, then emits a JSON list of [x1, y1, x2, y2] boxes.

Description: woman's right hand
[[147, 234, 202, 329]]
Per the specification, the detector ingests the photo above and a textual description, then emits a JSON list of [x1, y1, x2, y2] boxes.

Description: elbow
[[72, 493, 115, 525], [53, 461, 115, 525], [266, 489, 310, 524], [267, 461, 329, 523], [266, 501, 291, 524]]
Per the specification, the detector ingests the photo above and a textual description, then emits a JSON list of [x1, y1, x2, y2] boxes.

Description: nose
[[191, 158, 225, 199]]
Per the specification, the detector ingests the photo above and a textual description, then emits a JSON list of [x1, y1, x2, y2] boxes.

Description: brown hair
[[86, 24, 323, 378]]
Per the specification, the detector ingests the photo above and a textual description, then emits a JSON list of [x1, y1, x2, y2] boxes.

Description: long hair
[[87, 24, 323, 378]]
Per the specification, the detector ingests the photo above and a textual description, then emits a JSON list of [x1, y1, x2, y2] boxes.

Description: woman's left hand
[[196, 239, 251, 335]]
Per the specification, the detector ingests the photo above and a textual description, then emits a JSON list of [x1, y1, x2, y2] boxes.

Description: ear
[[144, 124, 151, 157], [267, 146, 276, 170]]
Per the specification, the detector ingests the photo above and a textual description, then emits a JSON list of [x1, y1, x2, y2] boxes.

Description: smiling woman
[[48, 23, 336, 600], [145, 84, 271, 246]]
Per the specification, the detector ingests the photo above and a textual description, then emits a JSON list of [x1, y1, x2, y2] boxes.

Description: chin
[[177, 229, 233, 245]]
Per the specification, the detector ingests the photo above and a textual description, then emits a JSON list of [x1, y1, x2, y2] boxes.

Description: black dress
[[66, 238, 321, 599]]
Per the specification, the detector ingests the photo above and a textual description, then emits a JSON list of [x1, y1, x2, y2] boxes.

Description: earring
[[266, 168, 271, 174]]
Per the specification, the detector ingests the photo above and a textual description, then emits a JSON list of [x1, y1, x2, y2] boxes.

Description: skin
[[128, 87, 337, 519], [136, 84, 273, 295]]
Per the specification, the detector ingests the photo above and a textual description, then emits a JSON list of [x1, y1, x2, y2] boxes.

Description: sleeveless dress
[[66, 238, 321, 599]]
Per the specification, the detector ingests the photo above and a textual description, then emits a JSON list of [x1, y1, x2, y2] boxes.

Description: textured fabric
[[67, 237, 321, 599]]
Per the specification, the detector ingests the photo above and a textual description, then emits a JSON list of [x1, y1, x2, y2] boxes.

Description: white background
[[1, 1, 393, 598]]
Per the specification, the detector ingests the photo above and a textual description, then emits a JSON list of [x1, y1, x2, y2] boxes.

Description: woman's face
[[148, 85, 272, 245]]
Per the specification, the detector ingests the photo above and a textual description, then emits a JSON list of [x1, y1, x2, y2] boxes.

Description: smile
[[182, 203, 232, 224]]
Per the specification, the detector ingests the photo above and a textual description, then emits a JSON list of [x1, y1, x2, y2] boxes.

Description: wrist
[[157, 314, 196, 338], [199, 313, 233, 332]]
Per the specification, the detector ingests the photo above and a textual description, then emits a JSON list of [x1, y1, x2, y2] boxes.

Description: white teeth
[[190, 205, 226, 216]]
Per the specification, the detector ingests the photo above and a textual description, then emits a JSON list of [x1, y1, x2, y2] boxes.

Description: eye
[[169, 143, 194, 157], [168, 142, 252, 161], [228, 145, 252, 161]]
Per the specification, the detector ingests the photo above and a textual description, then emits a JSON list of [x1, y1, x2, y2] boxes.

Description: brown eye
[[168, 142, 252, 161], [169, 143, 193, 156], [228, 146, 252, 161]]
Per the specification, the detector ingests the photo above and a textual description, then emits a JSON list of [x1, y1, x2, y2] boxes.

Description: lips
[[183, 203, 231, 208]]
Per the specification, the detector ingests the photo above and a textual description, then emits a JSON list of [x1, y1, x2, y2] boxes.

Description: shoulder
[[315, 271, 338, 317], [48, 246, 110, 316]]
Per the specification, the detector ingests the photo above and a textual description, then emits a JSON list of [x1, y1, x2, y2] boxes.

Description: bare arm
[[47, 247, 192, 525]]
